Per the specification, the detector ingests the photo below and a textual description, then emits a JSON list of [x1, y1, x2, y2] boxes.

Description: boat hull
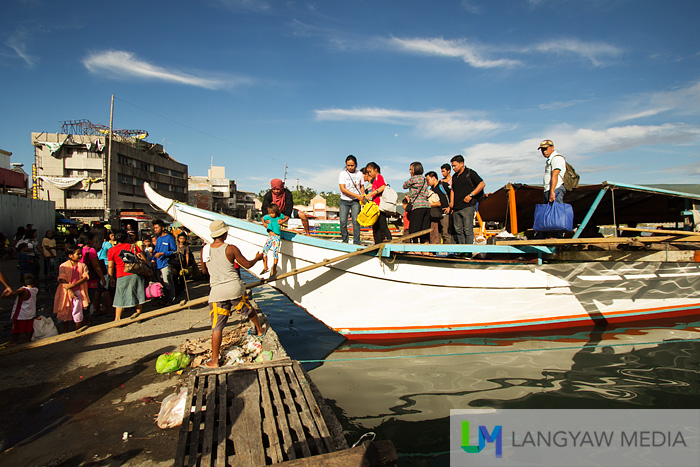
[[144, 183, 700, 342]]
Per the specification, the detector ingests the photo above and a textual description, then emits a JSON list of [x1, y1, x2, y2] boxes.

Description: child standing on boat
[[261, 203, 286, 277]]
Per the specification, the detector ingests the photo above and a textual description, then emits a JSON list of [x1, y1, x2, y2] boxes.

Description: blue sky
[[3, 0, 700, 194]]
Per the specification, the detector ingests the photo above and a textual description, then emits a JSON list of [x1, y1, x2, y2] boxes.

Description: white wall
[[0, 194, 55, 239]]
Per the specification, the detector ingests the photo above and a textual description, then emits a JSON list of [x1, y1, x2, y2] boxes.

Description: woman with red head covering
[[261, 179, 310, 235]]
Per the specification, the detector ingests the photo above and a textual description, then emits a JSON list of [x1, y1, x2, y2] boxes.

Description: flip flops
[[199, 359, 219, 369], [247, 328, 267, 339]]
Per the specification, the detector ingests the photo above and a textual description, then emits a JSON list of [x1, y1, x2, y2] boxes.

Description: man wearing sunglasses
[[539, 139, 567, 204]]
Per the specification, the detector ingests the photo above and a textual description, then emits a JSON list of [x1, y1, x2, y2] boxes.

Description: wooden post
[[508, 184, 518, 234], [105, 94, 114, 222]]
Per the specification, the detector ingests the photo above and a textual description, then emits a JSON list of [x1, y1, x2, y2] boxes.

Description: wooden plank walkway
[[174, 358, 339, 467]]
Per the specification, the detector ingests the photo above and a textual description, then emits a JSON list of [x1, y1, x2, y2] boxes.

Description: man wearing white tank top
[[201, 220, 264, 368]]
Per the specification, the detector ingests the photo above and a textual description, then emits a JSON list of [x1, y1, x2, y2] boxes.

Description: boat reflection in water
[[306, 320, 700, 464]]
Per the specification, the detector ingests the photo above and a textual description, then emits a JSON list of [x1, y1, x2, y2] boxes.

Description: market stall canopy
[[478, 182, 700, 233]]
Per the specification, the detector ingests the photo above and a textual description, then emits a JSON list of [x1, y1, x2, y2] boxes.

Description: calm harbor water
[[248, 273, 700, 466]]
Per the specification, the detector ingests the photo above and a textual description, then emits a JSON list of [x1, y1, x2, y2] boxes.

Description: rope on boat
[[297, 337, 700, 364]]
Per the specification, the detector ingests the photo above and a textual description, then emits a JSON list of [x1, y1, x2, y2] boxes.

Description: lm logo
[[461, 420, 502, 458]]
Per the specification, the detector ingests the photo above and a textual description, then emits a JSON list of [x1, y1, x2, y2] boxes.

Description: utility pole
[[104, 94, 114, 222], [283, 163, 287, 184]]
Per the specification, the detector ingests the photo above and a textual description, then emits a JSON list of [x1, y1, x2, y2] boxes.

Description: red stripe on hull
[[341, 306, 700, 343]]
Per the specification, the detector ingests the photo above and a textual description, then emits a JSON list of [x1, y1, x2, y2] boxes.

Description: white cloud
[[538, 99, 588, 111], [213, 0, 271, 12], [460, 0, 482, 14], [461, 123, 700, 187], [531, 39, 622, 66], [387, 37, 521, 68], [663, 160, 700, 176], [315, 107, 507, 141], [5, 29, 36, 66], [614, 80, 700, 122], [83, 50, 252, 90], [292, 166, 345, 193], [384, 35, 621, 69]]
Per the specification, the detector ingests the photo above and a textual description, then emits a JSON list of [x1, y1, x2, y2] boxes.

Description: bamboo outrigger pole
[[245, 228, 432, 288]]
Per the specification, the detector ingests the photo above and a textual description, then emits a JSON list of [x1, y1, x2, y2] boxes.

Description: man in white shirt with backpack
[[539, 139, 567, 203]]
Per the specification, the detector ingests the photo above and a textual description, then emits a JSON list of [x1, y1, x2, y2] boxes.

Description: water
[[248, 273, 700, 466]]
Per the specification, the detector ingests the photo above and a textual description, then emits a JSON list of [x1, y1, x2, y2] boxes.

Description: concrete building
[[188, 166, 256, 218], [32, 132, 188, 223], [296, 194, 339, 220], [0, 148, 29, 197], [236, 191, 258, 219]]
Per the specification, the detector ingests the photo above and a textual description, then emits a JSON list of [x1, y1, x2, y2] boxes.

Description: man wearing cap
[[539, 140, 567, 203], [201, 220, 265, 368], [261, 179, 311, 235]]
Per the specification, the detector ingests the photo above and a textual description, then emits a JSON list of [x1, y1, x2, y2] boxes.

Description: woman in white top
[[338, 155, 365, 244]]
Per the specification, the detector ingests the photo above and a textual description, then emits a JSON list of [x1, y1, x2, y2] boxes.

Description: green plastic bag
[[156, 352, 191, 373]]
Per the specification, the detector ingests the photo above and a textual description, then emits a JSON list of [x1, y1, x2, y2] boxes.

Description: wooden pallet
[[174, 358, 337, 467]]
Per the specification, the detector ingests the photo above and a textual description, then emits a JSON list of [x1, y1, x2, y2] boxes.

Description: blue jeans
[[453, 205, 476, 244], [339, 199, 361, 244], [544, 186, 566, 204]]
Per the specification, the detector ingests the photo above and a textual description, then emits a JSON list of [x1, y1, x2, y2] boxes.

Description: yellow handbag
[[357, 201, 380, 227]]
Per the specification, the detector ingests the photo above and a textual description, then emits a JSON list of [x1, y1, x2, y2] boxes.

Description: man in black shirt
[[449, 155, 485, 244]]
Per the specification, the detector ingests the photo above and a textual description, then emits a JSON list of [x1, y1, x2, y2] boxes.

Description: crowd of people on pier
[[1, 220, 199, 343]]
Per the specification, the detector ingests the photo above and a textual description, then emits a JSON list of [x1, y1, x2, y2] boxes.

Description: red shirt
[[370, 173, 386, 205], [107, 243, 143, 278]]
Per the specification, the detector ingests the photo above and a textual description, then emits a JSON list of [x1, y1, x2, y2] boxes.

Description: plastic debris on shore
[[182, 326, 267, 368], [157, 387, 188, 429], [155, 352, 191, 374]]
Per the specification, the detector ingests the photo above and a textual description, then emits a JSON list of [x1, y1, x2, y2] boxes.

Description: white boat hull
[[144, 183, 700, 342]]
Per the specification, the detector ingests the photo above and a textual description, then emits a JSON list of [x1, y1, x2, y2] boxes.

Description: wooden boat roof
[[479, 181, 700, 232]]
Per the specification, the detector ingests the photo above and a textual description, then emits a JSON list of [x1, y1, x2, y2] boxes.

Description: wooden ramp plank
[[200, 374, 217, 466], [216, 373, 227, 467], [229, 370, 266, 466], [283, 366, 327, 455], [174, 376, 196, 467], [276, 440, 398, 467], [266, 366, 297, 461], [291, 361, 335, 453], [274, 366, 312, 458], [188, 374, 207, 467], [258, 367, 284, 464]]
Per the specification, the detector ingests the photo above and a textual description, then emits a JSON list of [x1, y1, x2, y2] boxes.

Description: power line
[[113, 96, 280, 163]]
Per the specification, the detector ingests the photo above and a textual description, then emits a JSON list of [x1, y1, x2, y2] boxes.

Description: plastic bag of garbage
[[156, 352, 191, 373], [32, 316, 58, 341], [254, 351, 273, 363], [157, 387, 188, 429], [223, 347, 245, 366]]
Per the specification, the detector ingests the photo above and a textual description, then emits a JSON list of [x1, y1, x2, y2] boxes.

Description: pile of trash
[[180, 326, 272, 367]]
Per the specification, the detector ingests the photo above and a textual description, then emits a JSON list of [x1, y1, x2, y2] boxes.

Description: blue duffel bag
[[533, 203, 574, 231]]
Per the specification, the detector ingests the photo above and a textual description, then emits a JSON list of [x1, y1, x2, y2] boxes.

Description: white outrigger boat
[[144, 182, 700, 342]]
